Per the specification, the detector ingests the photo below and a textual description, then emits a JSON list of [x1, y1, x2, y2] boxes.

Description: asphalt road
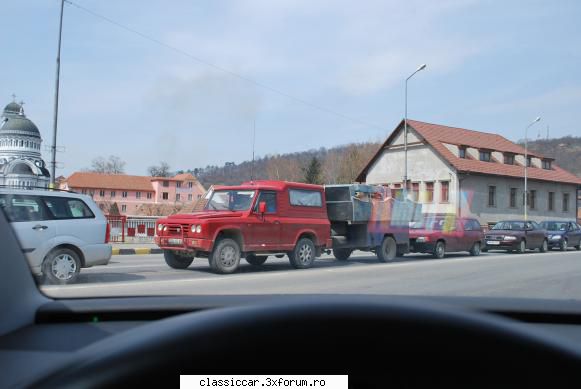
[[42, 248, 581, 299]]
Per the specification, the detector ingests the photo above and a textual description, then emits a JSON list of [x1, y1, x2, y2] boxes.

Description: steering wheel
[[34, 298, 581, 388]]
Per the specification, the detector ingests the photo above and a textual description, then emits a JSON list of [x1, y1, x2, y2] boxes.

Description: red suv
[[409, 216, 484, 259], [155, 181, 331, 274]]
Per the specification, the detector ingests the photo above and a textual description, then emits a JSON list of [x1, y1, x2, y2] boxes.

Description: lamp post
[[524, 116, 541, 221], [50, 0, 65, 188], [403, 63, 426, 200]]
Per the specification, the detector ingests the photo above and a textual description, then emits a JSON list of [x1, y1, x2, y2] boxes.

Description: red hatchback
[[409, 216, 484, 259]]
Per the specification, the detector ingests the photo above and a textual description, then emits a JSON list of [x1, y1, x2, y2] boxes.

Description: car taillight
[[105, 223, 111, 243]]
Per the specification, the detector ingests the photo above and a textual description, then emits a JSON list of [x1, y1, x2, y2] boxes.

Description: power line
[[64, 0, 385, 132]]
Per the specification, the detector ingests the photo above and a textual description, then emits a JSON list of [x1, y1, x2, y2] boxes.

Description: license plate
[[168, 238, 183, 245], [486, 240, 500, 245]]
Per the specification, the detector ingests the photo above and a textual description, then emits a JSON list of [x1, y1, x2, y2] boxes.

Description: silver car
[[0, 188, 112, 284]]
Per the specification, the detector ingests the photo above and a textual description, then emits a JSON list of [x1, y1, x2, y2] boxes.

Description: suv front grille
[[167, 225, 183, 236]]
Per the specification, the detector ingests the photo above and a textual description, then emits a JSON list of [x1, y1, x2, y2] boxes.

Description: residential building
[[357, 120, 581, 227], [0, 100, 50, 188], [60, 172, 206, 216]]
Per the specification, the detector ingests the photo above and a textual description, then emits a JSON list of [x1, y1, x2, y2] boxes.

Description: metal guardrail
[[106, 215, 159, 243]]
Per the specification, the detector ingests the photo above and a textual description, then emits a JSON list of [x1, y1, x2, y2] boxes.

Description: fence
[[106, 215, 159, 243]]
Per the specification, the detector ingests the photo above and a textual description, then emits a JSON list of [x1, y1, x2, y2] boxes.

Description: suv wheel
[[377, 236, 397, 262], [539, 239, 548, 253], [246, 254, 268, 266], [433, 241, 446, 259], [288, 238, 316, 269], [209, 239, 241, 274], [333, 248, 353, 261], [517, 239, 526, 254], [164, 250, 194, 269], [469, 242, 481, 256], [559, 239, 568, 252], [42, 248, 81, 284]]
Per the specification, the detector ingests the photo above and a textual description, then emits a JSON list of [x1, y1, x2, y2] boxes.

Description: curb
[[112, 248, 163, 255]]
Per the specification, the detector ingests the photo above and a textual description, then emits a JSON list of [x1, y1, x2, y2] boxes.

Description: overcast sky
[[2, 0, 580, 176]]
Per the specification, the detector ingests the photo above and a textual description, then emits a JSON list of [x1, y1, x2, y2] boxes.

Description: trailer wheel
[[288, 238, 316, 269], [209, 238, 241, 274], [246, 254, 268, 266], [333, 248, 353, 261], [377, 236, 397, 262], [164, 250, 194, 269]]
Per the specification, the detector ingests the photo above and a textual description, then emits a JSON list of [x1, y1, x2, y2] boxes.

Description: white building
[[0, 100, 50, 188], [357, 119, 581, 227]]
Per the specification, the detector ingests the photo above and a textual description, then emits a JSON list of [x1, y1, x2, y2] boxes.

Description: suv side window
[[463, 219, 473, 231], [254, 191, 277, 213], [43, 197, 95, 219], [0, 195, 47, 222], [289, 189, 322, 207]]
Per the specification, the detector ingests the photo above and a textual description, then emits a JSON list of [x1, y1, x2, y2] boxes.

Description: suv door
[[0, 194, 56, 273], [248, 191, 281, 251], [461, 219, 482, 251], [41, 196, 101, 245], [569, 222, 581, 246]]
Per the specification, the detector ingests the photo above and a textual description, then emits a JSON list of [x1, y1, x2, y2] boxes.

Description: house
[[60, 172, 206, 216], [356, 119, 581, 227]]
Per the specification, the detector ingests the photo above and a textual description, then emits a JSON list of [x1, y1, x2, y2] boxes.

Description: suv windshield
[[205, 190, 255, 211], [492, 221, 526, 231]]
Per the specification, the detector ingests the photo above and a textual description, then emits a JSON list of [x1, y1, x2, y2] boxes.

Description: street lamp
[[403, 63, 427, 200], [524, 116, 541, 221]]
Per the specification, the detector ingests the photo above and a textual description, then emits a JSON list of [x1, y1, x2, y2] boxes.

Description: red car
[[409, 216, 484, 259]]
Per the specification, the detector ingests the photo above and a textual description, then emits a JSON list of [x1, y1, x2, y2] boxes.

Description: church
[[0, 98, 50, 188]]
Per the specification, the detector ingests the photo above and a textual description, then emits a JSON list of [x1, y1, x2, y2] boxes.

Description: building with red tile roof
[[357, 119, 581, 226]]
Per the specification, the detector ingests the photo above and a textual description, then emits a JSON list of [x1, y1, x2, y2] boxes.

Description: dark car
[[409, 217, 484, 259], [484, 220, 548, 253], [540, 221, 581, 251]]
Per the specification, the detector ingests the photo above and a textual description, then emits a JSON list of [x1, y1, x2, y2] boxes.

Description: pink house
[[61, 172, 206, 215]]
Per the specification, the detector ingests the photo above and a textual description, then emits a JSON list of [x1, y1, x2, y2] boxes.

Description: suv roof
[[0, 188, 89, 200], [213, 180, 323, 192]]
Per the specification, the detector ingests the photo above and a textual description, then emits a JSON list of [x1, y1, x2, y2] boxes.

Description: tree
[[302, 157, 323, 184], [148, 161, 172, 177], [108, 202, 120, 216], [87, 155, 126, 174]]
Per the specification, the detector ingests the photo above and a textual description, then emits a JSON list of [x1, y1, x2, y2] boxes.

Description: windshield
[[540, 222, 568, 231], [3, 1, 581, 302]]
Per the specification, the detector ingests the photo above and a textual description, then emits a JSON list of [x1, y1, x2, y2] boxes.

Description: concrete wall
[[459, 174, 577, 225]]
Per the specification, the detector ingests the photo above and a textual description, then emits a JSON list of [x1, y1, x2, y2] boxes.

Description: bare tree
[[86, 155, 126, 174], [148, 161, 172, 177]]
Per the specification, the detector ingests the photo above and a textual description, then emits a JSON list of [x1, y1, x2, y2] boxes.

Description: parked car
[[484, 220, 548, 253], [0, 188, 112, 284], [409, 216, 484, 259], [540, 221, 581, 251]]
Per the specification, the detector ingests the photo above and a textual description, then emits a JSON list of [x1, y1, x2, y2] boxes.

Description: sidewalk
[[111, 242, 162, 255]]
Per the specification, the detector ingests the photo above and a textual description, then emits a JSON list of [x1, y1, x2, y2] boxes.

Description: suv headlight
[[196, 225, 202, 233], [504, 236, 517, 241], [157, 224, 164, 232], [191, 225, 197, 233]]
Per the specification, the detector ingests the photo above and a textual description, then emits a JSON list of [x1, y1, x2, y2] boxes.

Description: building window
[[81, 189, 87, 194], [176, 194, 181, 201], [440, 181, 449, 203], [122, 191, 128, 198], [89, 191, 94, 198], [563, 193, 569, 212], [458, 146, 467, 159], [425, 182, 434, 202], [111, 191, 116, 198], [197, 194, 202, 199], [176, 182, 182, 188], [504, 154, 515, 165], [136, 192, 141, 199], [121, 205, 127, 212], [509, 188, 517, 208], [147, 192, 152, 199], [162, 192, 169, 200], [529, 190, 536, 209], [479, 150, 491, 162], [188, 194, 193, 201], [411, 183, 419, 201], [548, 192, 554, 211], [162, 181, 169, 187], [99, 190, 105, 197], [488, 186, 496, 207], [542, 160, 552, 170], [188, 182, 193, 188], [526, 157, 532, 167], [392, 183, 403, 200]]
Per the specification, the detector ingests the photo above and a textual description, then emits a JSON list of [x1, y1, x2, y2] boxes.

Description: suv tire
[[288, 238, 316, 269], [333, 248, 353, 261], [469, 242, 481, 256], [377, 236, 397, 262], [42, 248, 81, 285], [164, 250, 194, 269], [246, 254, 268, 266], [433, 241, 446, 259], [209, 238, 241, 274]]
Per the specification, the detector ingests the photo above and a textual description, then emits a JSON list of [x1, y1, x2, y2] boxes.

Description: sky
[[1, 0, 580, 176]]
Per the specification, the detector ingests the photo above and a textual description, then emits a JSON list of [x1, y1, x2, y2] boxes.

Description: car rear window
[[42, 197, 95, 219], [289, 189, 322, 207]]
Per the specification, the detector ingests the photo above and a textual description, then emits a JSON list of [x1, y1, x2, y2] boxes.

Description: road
[[42, 249, 581, 299]]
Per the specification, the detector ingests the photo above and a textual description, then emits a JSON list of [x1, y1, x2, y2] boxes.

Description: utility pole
[[50, 0, 65, 188], [250, 120, 256, 181]]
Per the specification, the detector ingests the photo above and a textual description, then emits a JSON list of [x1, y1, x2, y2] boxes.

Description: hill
[[522, 136, 581, 177]]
